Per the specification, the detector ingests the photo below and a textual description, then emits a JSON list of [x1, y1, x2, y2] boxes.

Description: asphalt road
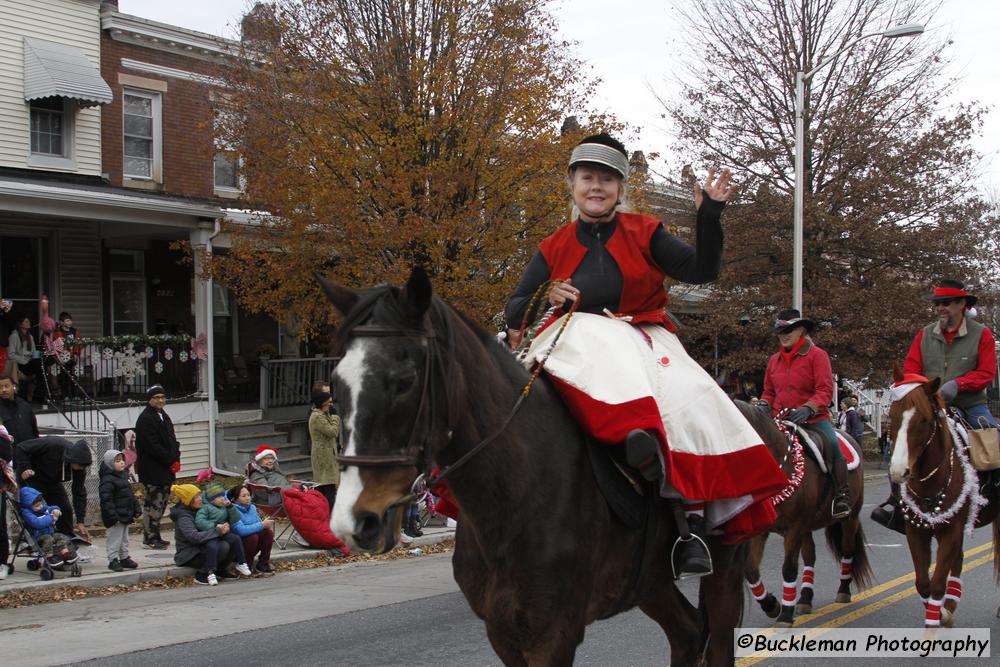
[[3, 468, 999, 666]]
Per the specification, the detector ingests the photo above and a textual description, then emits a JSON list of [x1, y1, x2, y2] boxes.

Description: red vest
[[538, 212, 672, 328]]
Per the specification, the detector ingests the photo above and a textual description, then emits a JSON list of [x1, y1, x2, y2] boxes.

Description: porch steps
[[218, 409, 264, 425]]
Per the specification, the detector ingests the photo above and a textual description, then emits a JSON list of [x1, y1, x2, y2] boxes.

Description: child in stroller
[[12, 486, 82, 579]]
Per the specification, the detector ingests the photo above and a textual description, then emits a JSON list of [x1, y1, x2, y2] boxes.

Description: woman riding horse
[[506, 133, 786, 578], [760, 309, 850, 519]]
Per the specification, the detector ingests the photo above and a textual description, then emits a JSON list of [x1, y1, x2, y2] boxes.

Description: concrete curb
[[0, 529, 454, 594]]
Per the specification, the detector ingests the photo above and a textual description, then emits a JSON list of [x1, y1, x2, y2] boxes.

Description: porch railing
[[259, 357, 340, 410]]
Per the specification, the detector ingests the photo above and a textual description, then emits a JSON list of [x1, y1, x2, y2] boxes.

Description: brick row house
[[0, 0, 303, 483]]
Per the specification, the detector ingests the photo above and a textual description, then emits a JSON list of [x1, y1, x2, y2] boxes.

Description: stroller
[[4, 489, 83, 580]]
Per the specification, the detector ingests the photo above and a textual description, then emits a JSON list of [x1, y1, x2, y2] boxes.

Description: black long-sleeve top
[[505, 197, 725, 328]]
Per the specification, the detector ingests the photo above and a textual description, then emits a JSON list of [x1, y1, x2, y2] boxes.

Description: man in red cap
[[903, 279, 997, 428], [874, 279, 998, 530]]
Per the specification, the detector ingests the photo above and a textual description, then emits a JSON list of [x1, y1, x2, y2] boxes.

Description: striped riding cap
[[569, 141, 629, 180]]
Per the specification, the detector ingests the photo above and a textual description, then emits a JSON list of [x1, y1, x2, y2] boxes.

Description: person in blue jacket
[[18, 486, 77, 566], [227, 485, 275, 577]]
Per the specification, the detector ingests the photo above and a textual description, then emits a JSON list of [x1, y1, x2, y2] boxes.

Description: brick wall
[[100, 34, 222, 199]]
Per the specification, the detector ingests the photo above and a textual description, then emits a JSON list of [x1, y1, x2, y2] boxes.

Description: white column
[[189, 224, 213, 395]]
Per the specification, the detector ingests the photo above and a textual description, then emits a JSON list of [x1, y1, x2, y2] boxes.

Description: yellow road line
[[736, 551, 995, 666]]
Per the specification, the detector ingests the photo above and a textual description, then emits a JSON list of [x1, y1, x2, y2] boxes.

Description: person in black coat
[[0, 374, 38, 445], [14, 435, 92, 538], [134, 385, 181, 549], [99, 449, 140, 571]]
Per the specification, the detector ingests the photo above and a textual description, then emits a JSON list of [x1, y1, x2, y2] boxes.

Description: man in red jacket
[[761, 308, 850, 519]]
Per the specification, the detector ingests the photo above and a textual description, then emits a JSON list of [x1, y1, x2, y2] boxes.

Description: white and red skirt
[[523, 313, 786, 543]]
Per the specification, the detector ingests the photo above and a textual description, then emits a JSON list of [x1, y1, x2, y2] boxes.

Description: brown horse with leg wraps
[[888, 369, 1000, 627], [321, 268, 751, 667], [739, 407, 872, 627]]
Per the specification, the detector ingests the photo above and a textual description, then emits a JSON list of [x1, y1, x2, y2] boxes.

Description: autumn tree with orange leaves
[[210, 0, 610, 338]]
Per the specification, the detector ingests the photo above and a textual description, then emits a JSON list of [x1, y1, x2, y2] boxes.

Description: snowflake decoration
[[179, 350, 189, 363], [145, 347, 154, 359], [58, 351, 71, 364], [103, 347, 114, 360], [154, 361, 164, 374], [74, 364, 83, 376], [50, 364, 61, 377], [164, 348, 174, 361]]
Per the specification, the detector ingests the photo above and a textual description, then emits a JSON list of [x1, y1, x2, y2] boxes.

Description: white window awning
[[23, 37, 113, 108]]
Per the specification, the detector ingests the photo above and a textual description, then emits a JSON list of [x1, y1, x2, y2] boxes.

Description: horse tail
[[824, 521, 874, 590], [993, 517, 1000, 586]]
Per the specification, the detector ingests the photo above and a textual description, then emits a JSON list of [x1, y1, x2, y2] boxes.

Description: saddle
[[584, 439, 646, 530], [786, 423, 860, 474]]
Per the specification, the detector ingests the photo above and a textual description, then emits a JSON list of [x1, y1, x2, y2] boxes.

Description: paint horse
[[888, 369, 1000, 627], [321, 268, 750, 667], [740, 406, 872, 627]]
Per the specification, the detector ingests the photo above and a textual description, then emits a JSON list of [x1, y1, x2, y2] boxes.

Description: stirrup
[[831, 496, 851, 520], [670, 533, 713, 580]]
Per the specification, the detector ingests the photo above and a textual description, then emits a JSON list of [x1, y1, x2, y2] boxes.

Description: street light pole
[[790, 22, 924, 312]]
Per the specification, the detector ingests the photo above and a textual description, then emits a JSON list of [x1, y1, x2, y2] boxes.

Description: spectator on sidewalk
[[99, 450, 141, 572], [14, 435, 92, 539], [227, 484, 276, 577], [0, 423, 14, 580], [308, 389, 340, 510], [18, 486, 78, 566], [839, 398, 864, 443], [0, 374, 38, 445], [135, 385, 181, 549], [171, 483, 242, 586], [194, 482, 252, 578]]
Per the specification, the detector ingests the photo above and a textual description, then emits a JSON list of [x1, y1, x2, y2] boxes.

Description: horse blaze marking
[[747, 579, 767, 600], [782, 580, 798, 605], [801, 566, 815, 589], [890, 407, 916, 479], [840, 557, 853, 581], [945, 576, 962, 602], [330, 338, 371, 539]]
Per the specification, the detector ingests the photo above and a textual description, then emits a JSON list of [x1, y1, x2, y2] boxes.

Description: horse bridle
[[334, 321, 528, 509], [335, 324, 438, 471]]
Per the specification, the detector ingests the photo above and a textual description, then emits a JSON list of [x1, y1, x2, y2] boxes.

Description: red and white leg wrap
[[945, 576, 962, 603], [922, 596, 929, 610], [839, 557, 853, 581], [801, 566, 815, 590], [747, 579, 767, 601], [925, 597, 942, 626], [782, 580, 799, 606]]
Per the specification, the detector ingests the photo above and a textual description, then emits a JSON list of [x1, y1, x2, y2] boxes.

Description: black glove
[[756, 399, 771, 414], [786, 406, 815, 425], [939, 380, 959, 405]]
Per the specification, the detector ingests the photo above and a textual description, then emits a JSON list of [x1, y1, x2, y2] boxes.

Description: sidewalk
[[1, 522, 454, 593]]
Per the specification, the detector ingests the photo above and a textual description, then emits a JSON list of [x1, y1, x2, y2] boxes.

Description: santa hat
[[255, 445, 278, 462]]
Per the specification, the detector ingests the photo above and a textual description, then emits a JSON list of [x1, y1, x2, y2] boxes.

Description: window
[[123, 89, 161, 180], [30, 98, 64, 155], [214, 152, 239, 190]]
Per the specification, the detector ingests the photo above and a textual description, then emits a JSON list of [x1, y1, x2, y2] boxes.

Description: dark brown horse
[[320, 268, 749, 667], [887, 369, 1000, 627], [739, 407, 872, 627]]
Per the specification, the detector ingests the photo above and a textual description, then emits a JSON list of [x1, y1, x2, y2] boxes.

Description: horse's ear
[[315, 274, 358, 318], [892, 361, 904, 384], [402, 266, 432, 322], [924, 377, 941, 397]]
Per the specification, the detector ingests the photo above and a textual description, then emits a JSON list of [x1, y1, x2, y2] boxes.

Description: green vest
[[919, 317, 988, 409]]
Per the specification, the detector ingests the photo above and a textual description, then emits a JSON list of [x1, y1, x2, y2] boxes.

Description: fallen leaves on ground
[[0, 538, 455, 609]]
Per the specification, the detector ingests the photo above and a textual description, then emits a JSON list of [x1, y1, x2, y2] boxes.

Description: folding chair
[[244, 462, 319, 549]]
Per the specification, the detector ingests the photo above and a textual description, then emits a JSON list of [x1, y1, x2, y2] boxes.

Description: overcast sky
[[118, 0, 1000, 190]]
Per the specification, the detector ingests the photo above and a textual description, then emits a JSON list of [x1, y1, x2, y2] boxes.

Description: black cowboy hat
[[772, 308, 815, 334], [926, 279, 977, 307]]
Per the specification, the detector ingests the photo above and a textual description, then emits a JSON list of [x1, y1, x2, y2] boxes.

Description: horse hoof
[[835, 593, 851, 603], [941, 608, 954, 628], [762, 594, 780, 619], [795, 603, 812, 615]]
